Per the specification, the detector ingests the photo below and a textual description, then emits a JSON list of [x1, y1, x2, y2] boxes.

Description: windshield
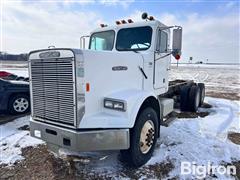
[[89, 30, 115, 51], [116, 26, 152, 51]]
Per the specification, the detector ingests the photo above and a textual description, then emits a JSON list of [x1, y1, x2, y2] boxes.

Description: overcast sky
[[1, 0, 239, 63]]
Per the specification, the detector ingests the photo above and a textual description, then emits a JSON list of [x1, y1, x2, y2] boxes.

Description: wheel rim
[[140, 120, 155, 154], [13, 98, 29, 112]]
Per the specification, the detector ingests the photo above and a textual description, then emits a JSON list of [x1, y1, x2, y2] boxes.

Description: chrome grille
[[30, 58, 75, 126]]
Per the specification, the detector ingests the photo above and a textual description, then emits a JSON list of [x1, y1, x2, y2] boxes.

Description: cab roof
[[90, 20, 168, 34]]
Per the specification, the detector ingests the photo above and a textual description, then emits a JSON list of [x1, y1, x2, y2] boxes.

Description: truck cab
[[88, 19, 174, 93], [29, 13, 203, 167]]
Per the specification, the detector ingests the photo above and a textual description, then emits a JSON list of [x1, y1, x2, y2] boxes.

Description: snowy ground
[[0, 116, 43, 165], [0, 64, 239, 179], [170, 65, 240, 100], [149, 97, 240, 179], [0, 67, 28, 78]]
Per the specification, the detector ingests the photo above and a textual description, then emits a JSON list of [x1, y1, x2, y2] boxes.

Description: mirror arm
[[155, 51, 172, 61]]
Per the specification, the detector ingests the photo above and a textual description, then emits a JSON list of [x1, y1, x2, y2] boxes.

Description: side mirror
[[172, 28, 182, 60], [80, 35, 90, 49]]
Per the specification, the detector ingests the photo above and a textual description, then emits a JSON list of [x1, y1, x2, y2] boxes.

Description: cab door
[[153, 29, 170, 92]]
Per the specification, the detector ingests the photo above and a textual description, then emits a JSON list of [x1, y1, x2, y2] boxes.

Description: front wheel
[[120, 107, 159, 167]]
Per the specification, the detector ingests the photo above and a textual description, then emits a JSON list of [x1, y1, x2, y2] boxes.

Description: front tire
[[120, 107, 159, 167]]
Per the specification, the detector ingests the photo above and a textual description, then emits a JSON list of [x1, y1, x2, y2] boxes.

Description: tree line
[[0, 52, 28, 61]]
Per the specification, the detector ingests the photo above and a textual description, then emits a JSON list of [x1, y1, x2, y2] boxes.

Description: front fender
[[79, 89, 158, 129], [103, 89, 158, 128]]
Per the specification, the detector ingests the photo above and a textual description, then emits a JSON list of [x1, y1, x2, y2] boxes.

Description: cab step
[[160, 112, 177, 127]]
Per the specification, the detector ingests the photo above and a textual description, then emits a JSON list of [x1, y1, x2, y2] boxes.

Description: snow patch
[[147, 97, 240, 179], [0, 116, 44, 165]]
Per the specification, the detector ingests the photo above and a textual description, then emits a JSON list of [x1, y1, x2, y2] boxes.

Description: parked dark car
[[0, 78, 30, 114]]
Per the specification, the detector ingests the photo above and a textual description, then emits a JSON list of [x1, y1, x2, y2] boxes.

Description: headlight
[[104, 98, 126, 111]]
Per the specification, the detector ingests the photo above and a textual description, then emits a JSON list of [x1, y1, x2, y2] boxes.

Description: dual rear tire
[[180, 83, 205, 112]]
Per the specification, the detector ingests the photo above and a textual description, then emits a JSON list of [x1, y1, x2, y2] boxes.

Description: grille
[[31, 58, 75, 126]]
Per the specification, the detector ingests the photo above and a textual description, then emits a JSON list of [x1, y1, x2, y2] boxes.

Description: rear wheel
[[188, 85, 201, 112], [180, 85, 191, 111], [120, 107, 159, 167], [197, 83, 205, 106], [8, 94, 30, 114]]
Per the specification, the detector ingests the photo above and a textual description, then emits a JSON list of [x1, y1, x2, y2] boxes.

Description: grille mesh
[[31, 58, 75, 126]]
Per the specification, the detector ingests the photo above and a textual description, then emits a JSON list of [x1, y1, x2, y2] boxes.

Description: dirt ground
[[206, 91, 240, 101], [0, 145, 176, 180], [228, 132, 240, 145], [0, 145, 74, 180]]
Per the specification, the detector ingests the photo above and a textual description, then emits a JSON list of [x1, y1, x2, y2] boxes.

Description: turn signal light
[[86, 83, 90, 92]]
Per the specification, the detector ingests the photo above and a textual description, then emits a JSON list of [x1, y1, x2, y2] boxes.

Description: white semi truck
[[29, 13, 205, 167]]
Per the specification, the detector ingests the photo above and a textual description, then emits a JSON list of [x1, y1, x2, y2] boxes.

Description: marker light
[[100, 24, 107, 28], [116, 21, 121, 25], [128, 19, 133, 23], [121, 20, 127, 24], [149, 16, 155, 21]]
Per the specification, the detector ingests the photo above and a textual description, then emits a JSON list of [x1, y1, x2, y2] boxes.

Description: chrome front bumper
[[30, 120, 130, 152]]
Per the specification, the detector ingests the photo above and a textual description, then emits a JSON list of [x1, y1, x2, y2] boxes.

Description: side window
[[89, 30, 115, 51], [157, 30, 168, 53], [91, 37, 106, 50]]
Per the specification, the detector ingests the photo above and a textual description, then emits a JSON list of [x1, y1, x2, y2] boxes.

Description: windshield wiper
[[132, 49, 139, 53]]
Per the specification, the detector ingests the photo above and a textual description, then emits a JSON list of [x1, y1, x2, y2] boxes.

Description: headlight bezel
[[104, 98, 126, 111]]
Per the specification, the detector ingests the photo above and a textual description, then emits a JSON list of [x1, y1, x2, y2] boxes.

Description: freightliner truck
[[29, 13, 205, 167]]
